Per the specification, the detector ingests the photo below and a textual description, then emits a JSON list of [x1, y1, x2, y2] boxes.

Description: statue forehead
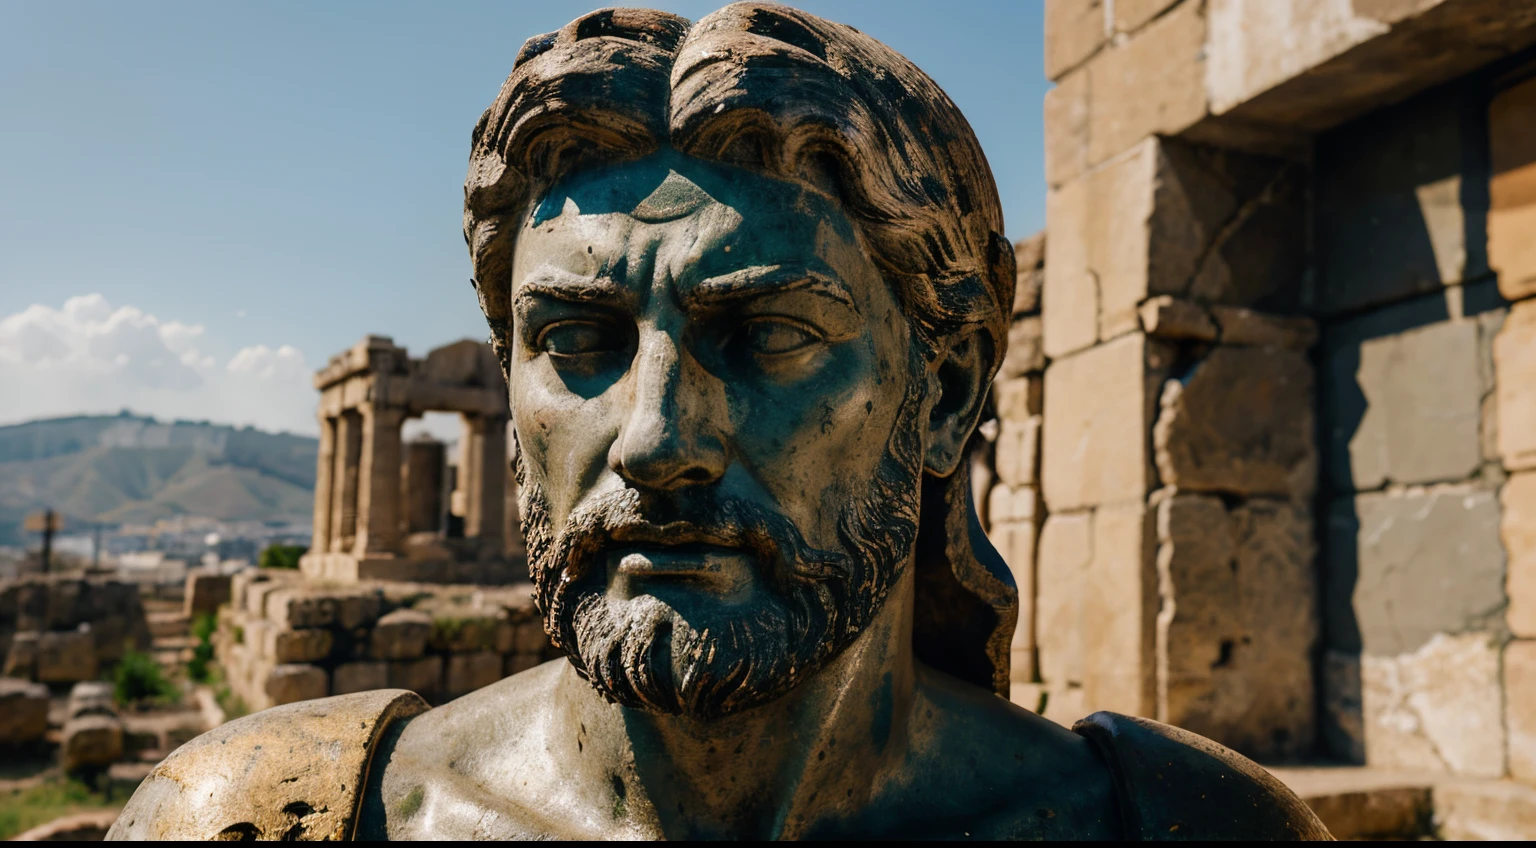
[[521, 152, 855, 242]]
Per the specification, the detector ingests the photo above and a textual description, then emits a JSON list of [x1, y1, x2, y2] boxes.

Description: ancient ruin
[[302, 335, 525, 585]]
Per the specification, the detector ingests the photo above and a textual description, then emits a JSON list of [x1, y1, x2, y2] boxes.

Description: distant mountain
[[0, 413, 317, 546]]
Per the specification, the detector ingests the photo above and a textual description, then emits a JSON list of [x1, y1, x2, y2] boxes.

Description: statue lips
[[604, 521, 759, 598]]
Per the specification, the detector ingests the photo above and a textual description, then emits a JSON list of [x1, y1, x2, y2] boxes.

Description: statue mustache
[[547, 487, 850, 587]]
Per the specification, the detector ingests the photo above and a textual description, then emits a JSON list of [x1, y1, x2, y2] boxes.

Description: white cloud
[[0, 295, 317, 435]]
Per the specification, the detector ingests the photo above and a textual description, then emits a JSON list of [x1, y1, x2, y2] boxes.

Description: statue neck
[[563, 566, 918, 840]]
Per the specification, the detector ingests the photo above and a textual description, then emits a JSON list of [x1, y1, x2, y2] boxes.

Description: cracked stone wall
[[1316, 71, 1524, 778]]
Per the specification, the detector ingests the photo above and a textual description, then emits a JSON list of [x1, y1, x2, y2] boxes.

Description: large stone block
[[1490, 75, 1536, 303], [994, 415, 1041, 488], [332, 661, 388, 696], [1043, 178, 1098, 358], [389, 655, 443, 700], [1433, 778, 1536, 842], [1035, 512, 1093, 687], [991, 375, 1041, 422], [36, 629, 98, 684], [62, 714, 123, 772], [1314, 83, 1488, 316], [183, 571, 232, 618], [1013, 233, 1046, 316], [1325, 486, 1506, 656], [1497, 299, 1536, 471], [1086, 0, 1206, 166], [444, 652, 504, 699], [263, 663, 328, 706], [1083, 502, 1154, 716], [1114, 0, 1180, 33], [1359, 632, 1505, 777], [264, 625, 334, 664], [1042, 334, 1161, 511], [1508, 472, 1536, 637], [1044, 66, 1090, 188], [1324, 311, 1491, 491], [1089, 144, 1158, 341], [371, 608, 432, 660], [1508, 640, 1536, 784], [427, 606, 502, 653], [4, 631, 38, 678], [0, 678, 49, 745], [991, 518, 1038, 683], [999, 317, 1044, 378], [1154, 346, 1315, 500], [68, 681, 116, 720], [1044, 0, 1107, 80], [1147, 139, 1308, 311]]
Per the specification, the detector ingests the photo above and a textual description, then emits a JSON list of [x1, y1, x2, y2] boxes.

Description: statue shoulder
[[106, 689, 428, 841], [1072, 712, 1333, 841]]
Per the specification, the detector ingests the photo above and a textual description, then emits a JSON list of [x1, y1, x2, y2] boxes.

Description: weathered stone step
[[146, 611, 189, 640]]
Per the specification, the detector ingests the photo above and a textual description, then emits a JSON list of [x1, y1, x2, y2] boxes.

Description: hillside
[[0, 413, 317, 546]]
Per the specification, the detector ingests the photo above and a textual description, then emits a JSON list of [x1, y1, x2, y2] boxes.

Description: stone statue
[[108, 4, 1331, 840]]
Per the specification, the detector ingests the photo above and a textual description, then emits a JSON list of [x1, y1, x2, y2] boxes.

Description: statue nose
[[610, 329, 729, 490]]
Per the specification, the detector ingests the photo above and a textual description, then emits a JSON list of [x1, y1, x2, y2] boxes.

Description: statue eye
[[740, 319, 817, 356], [538, 321, 620, 357]]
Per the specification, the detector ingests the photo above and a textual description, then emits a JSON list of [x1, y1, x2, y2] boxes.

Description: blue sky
[[0, 0, 1047, 435]]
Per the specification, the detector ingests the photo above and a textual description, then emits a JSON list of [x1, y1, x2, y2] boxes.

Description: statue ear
[[923, 327, 992, 477]]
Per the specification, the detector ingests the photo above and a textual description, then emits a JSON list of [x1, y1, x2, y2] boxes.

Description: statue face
[[508, 152, 927, 718]]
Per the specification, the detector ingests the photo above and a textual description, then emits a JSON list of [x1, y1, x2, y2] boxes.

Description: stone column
[[311, 416, 337, 555], [460, 413, 507, 545], [332, 409, 363, 552], [404, 438, 447, 534], [354, 404, 406, 556]]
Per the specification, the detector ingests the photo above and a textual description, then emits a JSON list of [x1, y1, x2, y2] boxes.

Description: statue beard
[[516, 373, 926, 721]]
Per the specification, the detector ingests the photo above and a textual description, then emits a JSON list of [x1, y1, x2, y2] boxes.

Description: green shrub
[[186, 613, 217, 684], [258, 544, 306, 570], [114, 650, 178, 707]]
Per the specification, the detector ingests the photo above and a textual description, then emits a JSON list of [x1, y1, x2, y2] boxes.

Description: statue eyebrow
[[513, 268, 633, 310], [685, 264, 854, 308]]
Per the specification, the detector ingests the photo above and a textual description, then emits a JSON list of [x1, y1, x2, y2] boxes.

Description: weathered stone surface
[[993, 415, 1041, 488], [444, 651, 504, 699], [11, 810, 121, 841], [1154, 346, 1315, 500], [1434, 778, 1536, 841], [427, 606, 501, 653], [1114, 0, 1180, 33], [1138, 295, 1216, 341], [999, 317, 1044, 378], [1507, 472, 1536, 637], [1360, 632, 1505, 777], [1497, 300, 1536, 471], [1044, 65, 1090, 188], [1042, 178, 1098, 358], [267, 588, 382, 631], [1315, 83, 1487, 316], [1507, 640, 1536, 783], [1210, 305, 1318, 349], [991, 375, 1041, 422], [987, 484, 1039, 526], [68, 681, 116, 719], [1489, 74, 1536, 303], [263, 663, 328, 706], [1039, 683, 1087, 729], [1087, 1, 1206, 166], [990, 518, 1038, 683], [1090, 144, 1157, 341], [333, 661, 389, 696], [36, 629, 98, 684], [1324, 312, 1491, 491], [389, 655, 443, 699], [62, 714, 124, 771], [1156, 494, 1316, 758], [1146, 138, 1308, 310], [1044, 0, 1107, 80], [1035, 512, 1092, 687], [370, 608, 432, 660], [244, 580, 285, 618], [0, 678, 49, 745], [1325, 486, 1506, 656], [1082, 502, 1153, 716], [4, 631, 38, 678], [184, 571, 232, 618], [1042, 334, 1159, 511], [1013, 232, 1046, 315], [264, 625, 334, 664]]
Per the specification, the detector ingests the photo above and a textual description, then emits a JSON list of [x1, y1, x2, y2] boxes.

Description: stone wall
[[215, 569, 559, 712], [1028, 0, 1536, 767], [0, 575, 152, 685]]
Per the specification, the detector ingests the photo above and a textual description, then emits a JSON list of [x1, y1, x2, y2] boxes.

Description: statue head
[[465, 3, 1017, 720]]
